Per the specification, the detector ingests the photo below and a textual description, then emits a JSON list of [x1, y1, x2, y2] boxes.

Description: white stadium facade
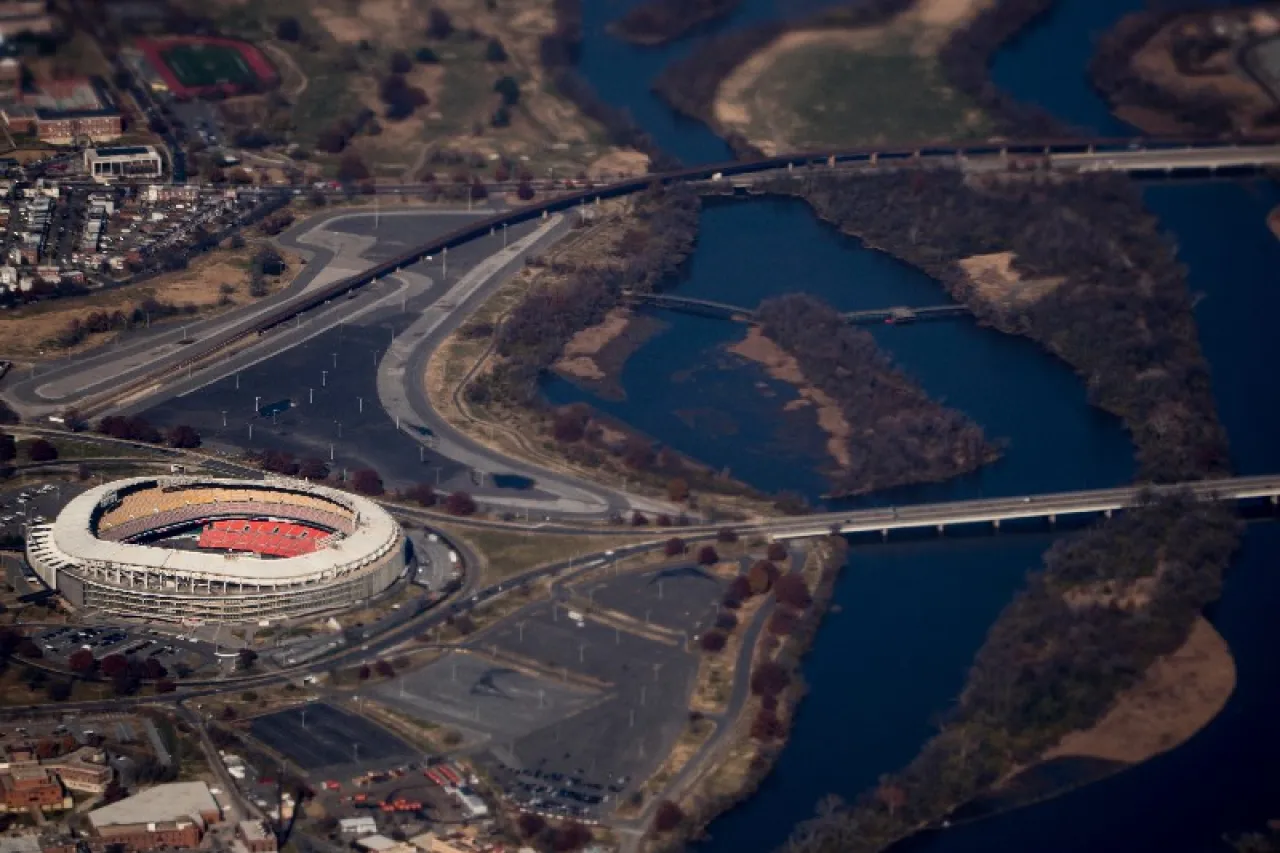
[[25, 476, 407, 623]]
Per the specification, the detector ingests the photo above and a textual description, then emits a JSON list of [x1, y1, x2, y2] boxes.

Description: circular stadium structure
[[25, 476, 407, 623]]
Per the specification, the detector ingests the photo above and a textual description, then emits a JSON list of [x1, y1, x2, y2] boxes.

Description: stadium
[[25, 476, 407, 624]]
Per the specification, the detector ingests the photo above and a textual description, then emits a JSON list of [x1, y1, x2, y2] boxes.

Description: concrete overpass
[[629, 292, 967, 325], [744, 474, 1280, 541], [48, 134, 1280, 417]]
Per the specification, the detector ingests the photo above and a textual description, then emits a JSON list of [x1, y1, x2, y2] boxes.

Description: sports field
[[136, 36, 277, 98], [161, 43, 256, 89]]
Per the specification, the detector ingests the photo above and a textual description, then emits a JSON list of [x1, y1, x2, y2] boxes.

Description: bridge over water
[[627, 292, 968, 325], [743, 475, 1280, 541]]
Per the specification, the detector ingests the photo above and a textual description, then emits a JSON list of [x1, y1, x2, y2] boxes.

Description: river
[[569, 0, 1280, 850]]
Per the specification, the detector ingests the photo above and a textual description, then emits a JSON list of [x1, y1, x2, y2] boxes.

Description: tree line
[[755, 294, 999, 496], [1087, 10, 1275, 137], [784, 494, 1240, 853], [609, 0, 745, 46], [767, 169, 1230, 484], [476, 184, 700, 406]]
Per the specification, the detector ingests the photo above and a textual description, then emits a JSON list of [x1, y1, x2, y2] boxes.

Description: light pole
[[253, 396, 260, 413], [321, 370, 327, 387]]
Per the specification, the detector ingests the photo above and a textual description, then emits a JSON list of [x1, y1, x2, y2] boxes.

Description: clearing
[[1041, 617, 1235, 764], [956, 251, 1066, 309], [712, 0, 994, 154]]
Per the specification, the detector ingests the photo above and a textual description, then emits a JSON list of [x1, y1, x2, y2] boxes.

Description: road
[[0, 208, 489, 420]]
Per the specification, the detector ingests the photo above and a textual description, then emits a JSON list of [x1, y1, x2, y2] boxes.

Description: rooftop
[[88, 781, 218, 829]]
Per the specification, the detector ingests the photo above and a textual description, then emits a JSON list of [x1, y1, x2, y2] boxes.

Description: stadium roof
[[50, 476, 400, 583], [88, 781, 218, 829]]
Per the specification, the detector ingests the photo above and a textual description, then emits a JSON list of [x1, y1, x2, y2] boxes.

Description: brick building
[[234, 821, 276, 853], [87, 781, 221, 850], [46, 747, 111, 795], [0, 767, 68, 812], [93, 820, 202, 852]]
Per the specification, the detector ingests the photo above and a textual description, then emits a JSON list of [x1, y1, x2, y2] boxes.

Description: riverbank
[[1270, 206, 1280, 241], [645, 536, 848, 852], [762, 168, 1230, 485], [1089, 6, 1280, 138], [608, 0, 744, 47], [732, 295, 1000, 497], [425, 190, 786, 519], [651, 0, 1063, 155], [783, 496, 1241, 853]]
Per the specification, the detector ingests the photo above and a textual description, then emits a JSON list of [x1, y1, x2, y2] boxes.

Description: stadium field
[[161, 43, 257, 89]]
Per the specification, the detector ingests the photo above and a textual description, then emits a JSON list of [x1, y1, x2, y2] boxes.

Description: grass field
[[161, 43, 257, 89], [739, 41, 989, 149]]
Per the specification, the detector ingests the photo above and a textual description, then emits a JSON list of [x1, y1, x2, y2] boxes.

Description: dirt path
[[261, 42, 308, 99]]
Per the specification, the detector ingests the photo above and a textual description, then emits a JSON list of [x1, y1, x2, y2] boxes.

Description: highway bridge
[[745, 474, 1280, 541], [74, 134, 1280, 415], [628, 292, 967, 325]]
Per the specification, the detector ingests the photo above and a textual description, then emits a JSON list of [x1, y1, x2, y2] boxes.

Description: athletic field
[[161, 43, 256, 89], [135, 36, 277, 98]]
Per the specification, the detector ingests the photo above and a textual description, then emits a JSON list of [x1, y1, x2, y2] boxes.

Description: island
[[1091, 5, 1280, 136], [651, 0, 1061, 156], [736, 294, 999, 497]]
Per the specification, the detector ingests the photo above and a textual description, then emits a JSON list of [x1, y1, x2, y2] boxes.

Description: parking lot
[[249, 702, 420, 774], [0, 480, 82, 543], [34, 624, 216, 676], [583, 563, 727, 634], [371, 650, 605, 745]]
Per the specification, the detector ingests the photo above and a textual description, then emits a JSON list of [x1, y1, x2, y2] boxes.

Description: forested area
[[755, 294, 998, 495], [768, 169, 1230, 484], [473, 184, 700, 406], [610, 0, 744, 46], [786, 495, 1240, 853], [1088, 11, 1271, 136]]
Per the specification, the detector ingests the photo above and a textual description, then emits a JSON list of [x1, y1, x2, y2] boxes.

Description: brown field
[[1042, 617, 1235, 764], [1127, 13, 1280, 134], [713, 0, 994, 153], [0, 243, 299, 360], [957, 251, 1065, 308]]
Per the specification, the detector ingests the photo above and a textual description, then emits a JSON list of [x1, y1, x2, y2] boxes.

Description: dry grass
[[957, 251, 1066, 309], [427, 520, 659, 586], [1042, 617, 1235, 763], [712, 0, 995, 154], [0, 243, 299, 360]]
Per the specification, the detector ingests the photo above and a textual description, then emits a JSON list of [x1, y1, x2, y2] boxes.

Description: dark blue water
[[569, 0, 1280, 848], [578, 0, 847, 164], [548, 197, 1133, 502]]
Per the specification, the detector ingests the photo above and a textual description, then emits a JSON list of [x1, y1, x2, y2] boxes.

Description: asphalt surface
[[0, 208, 488, 420], [249, 702, 419, 773]]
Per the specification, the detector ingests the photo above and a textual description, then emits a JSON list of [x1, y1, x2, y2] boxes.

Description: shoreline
[[607, 0, 745, 47], [1269, 206, 1280, 242], [1089, 7, 1280, 138]]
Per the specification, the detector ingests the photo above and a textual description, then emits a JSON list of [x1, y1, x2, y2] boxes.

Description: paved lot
[[371, 650, 604, 743], [34, 624, 214, 675], [475, 598, 700, 821], [138, 213, 550, 494], [583, 563, 726, 634], [249, 702, 418, 773]]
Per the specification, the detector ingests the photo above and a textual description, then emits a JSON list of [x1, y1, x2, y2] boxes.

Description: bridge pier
[[870, 152, 878, 165], [787, 162, 794, 172], [881, 529, 888, 540], [1048, 514, 1056, 527], [828, 155, 836, 168], [992, 519, 1000, 531], [1104, 508, 1113, 518], [1271, 495, 1277, 505], [936, 524, 945, 535]]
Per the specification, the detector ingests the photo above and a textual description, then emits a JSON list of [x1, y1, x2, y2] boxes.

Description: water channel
[[569, 0, 1280, 850]]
